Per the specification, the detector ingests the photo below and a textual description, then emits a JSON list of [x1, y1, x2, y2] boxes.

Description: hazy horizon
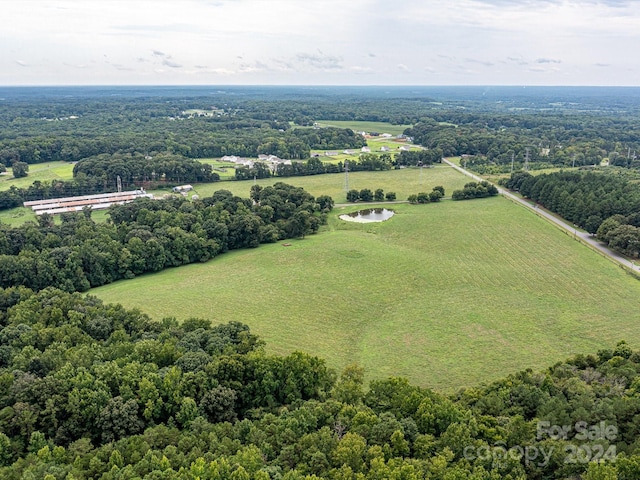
[[3, 1, 640, 87]]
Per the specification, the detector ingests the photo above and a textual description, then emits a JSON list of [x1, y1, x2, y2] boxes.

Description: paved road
[[442, 158, 640, 274]]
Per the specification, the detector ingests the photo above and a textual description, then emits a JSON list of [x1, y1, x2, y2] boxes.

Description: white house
[[361, 146, 371, 153]]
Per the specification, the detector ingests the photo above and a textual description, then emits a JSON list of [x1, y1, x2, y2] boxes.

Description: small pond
[[339, 208, 395, 223]]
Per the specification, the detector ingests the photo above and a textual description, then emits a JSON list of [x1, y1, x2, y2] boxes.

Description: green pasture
[[196, 159, 237, 180], [93, 196, 640, 390], [0, 166, 467, 226], [315, 120, 412, 136], [174, 166, 468, 203], [0, 207, 34, 226], [0, 161, 75, 190]]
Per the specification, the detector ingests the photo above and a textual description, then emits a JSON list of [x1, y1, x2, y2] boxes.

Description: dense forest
[[72, 153, 220, 190], [0, 183, 330, 292], [2, 86, 640, 179], [2, 288, 640, 479]]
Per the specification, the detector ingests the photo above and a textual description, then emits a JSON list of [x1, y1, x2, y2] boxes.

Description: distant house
[[258, 154, 269, 161], [361, 146, 371, 153], [324, 151, 339, 157], [399, 145, 411, 152], [222, 155, 239, 162], [172, 185, 194, 193], [381, 133, 393, 138], [343, 149, 356, 155], [380, 146, 390, 152]]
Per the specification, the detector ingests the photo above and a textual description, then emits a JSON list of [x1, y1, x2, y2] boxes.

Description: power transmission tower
[[117, 175, 122, 192], [510, 153, 514, 174], [344, 160, 349, 192], [524, 148, 530, 172]]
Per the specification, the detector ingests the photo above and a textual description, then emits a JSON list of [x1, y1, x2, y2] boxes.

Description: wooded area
[[1, 289, 640, 479], [0, 184, 329, 292]]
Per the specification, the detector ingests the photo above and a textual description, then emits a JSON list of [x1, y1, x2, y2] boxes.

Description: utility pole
[[344, 160, 349, 192]]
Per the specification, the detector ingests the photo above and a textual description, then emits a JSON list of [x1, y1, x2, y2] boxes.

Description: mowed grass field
[[0, 161, 75, 190], [93, 195, 640, 391], [315, 120, 412, 136], [178, 166, 467, 204], [1, 166, 468, 226]]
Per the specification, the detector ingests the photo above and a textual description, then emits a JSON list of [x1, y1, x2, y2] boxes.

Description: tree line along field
[[93, 193, 640, 391], [314, 120, 412, 136], [0, 165, 468, 226], [160, 165, 468, 204]]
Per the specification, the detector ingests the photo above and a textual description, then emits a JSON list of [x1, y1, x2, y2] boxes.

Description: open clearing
[[93, 195, 640, 391], [171, 166, 467, 203], [0, 161, 75, 190], [315, 120, 412, 136], [1, 166, 468, 226]]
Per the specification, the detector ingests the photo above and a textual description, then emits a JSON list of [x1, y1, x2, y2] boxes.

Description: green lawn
[[0, 161, 75, 190], [174, 166, 467, 204], [315, 120, 412, 136], [92, 196, 640, 391]]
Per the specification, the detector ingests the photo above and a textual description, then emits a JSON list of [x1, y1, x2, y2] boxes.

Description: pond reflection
[[339, 208, 395, 223]]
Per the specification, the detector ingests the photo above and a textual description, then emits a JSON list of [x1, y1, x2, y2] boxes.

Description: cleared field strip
[[93, 197, 640, 391]]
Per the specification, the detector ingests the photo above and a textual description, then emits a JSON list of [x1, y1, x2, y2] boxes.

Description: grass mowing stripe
[[93, 197, 640, 391]]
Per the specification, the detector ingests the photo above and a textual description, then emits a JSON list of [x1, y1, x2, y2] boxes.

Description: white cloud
[[0, 0, 638, 85]]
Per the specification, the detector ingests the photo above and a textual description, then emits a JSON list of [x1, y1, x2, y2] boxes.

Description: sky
[[1, 0, 639, 86]]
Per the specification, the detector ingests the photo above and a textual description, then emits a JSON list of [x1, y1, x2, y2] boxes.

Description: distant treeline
[[0, 154, 221, 212], [405, 112, 640, 173], [0, 183, 330, 292], [73, 153, 220, 190], [503, 170, 640, 257], [0, 120, 365, 165], [4, 91, 640, 176], [235, 150, 442, 181]]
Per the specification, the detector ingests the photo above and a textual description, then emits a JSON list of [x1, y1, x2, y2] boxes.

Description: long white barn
[[24, 190, 153, 215]]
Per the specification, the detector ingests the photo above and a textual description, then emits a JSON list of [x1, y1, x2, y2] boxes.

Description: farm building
[[24, 190, 153, 215], [172, 185, 194, 193]]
